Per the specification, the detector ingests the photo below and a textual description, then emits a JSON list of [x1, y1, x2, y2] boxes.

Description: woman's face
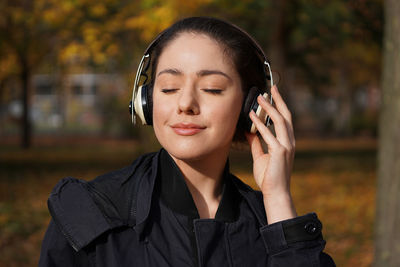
[[152, 32, 243, 161]]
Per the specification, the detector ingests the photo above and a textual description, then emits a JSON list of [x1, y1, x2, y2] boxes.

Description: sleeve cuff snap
[[260, 212, 323, 254]]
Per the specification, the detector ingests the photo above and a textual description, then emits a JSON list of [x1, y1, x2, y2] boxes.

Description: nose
[[177, 86, 200, 115]]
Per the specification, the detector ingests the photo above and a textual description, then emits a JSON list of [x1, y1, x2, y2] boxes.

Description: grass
[[0, 136, 376, 266]]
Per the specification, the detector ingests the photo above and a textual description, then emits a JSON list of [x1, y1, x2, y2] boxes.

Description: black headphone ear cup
[[243, 86, 263, 132], [146, 83, 153, 125], [141, 83, 153, 125]]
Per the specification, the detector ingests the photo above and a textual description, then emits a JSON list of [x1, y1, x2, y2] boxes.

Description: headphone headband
[[131, 17, 274, 127]]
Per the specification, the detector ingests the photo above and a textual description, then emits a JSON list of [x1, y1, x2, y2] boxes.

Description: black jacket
[[39, 149, 335, 266]]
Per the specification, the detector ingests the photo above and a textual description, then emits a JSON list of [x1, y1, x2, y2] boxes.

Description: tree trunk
[[268, 0, 289, 96], [20, 56, 31, 149], [374, 0, 400, 266]]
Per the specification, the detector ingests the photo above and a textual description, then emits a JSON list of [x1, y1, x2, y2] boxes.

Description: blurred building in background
[[1, 74, 126, 136], [289, 83, 380, 137]]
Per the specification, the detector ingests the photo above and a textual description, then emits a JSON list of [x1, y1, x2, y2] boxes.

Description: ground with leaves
[[0, 137, 376, 267]]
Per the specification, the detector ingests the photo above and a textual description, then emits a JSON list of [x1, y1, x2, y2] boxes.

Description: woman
[[39, 17, 335, 266]]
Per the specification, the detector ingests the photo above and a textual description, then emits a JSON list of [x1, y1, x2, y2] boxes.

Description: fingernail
[[258, 94, 267, 102], [258, 94, 270, 105]]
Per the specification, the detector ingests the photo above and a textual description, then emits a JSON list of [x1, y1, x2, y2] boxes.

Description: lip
[[170, 123, 206, 136]]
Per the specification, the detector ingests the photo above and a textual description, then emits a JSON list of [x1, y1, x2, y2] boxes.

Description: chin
[[162, 141, 210, 161], [160, 139, 230, 163]]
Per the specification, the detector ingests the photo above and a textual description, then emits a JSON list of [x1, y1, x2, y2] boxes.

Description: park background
[[0, 0, 383, 266]]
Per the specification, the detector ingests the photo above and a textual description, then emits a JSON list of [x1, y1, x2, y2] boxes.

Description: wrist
[[263, 192, 297, 225], [262, 187, 291, 199]]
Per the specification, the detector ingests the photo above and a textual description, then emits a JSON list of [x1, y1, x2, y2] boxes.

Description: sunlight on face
[[152, 32, 243, 161]]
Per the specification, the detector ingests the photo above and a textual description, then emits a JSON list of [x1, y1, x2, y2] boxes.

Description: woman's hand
[[245, 85, 297, 224]]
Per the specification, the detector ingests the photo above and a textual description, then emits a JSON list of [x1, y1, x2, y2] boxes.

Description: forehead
[[155, 32, 236, 73]]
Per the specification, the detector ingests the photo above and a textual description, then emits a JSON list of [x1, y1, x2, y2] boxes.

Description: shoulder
[[46, 150, 160, 252], [90, 150, 158, 185], [48, 150, 158, 220], [49, 150, 159, 201]]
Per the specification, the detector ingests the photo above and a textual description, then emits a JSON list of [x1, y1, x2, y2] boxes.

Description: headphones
[[129, 18, 274, 134]]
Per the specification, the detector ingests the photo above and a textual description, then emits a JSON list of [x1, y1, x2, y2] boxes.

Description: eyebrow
[[157, 68, 182, 77], [157, 68, 232, 81]]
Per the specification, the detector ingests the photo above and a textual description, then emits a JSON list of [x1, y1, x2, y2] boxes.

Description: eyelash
[[203, 89, 223, 95], [161, 89, 223, 95], [161, 89, 178, 94]]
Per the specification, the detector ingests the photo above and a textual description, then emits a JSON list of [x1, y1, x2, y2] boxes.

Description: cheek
[[152, 93, 170, 136], [210, 95, 243, 133], [153, 92, 170, 120]]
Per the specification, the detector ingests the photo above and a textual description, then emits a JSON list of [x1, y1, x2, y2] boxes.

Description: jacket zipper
[[191, 223, 200, 267], [129, 183, 139, 225]]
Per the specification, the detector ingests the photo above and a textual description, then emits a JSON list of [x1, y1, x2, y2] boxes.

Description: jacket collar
[[157, 148, 240, 222], [133, 149, 267, 238]]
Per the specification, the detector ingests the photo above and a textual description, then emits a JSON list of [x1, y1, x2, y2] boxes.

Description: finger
[[271, 86, 295, 144], [257, 95, 292, 149], [270, 86, 292, 124], [249, 110, 281, 149], [245, 132, 264, 160]]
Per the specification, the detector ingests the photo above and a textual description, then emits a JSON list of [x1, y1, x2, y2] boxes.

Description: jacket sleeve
[[260, 213, 336, 267], [38, 219, 92, 267]]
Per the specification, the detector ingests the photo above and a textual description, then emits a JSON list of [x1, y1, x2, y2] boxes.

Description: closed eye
[[203, 89, 223, 95], [161, 88, 178, 94]]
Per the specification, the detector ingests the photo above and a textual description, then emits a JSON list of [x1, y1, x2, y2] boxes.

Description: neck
[[169, 147, 230, 219]]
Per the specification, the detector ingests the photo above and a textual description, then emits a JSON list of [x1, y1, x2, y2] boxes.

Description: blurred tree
[[374, 0, 400, 266], [288, 0, 382, 136], [59, 0, 212, 72], [0, 0, 141, 146], [0, 0, 83, 148]]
